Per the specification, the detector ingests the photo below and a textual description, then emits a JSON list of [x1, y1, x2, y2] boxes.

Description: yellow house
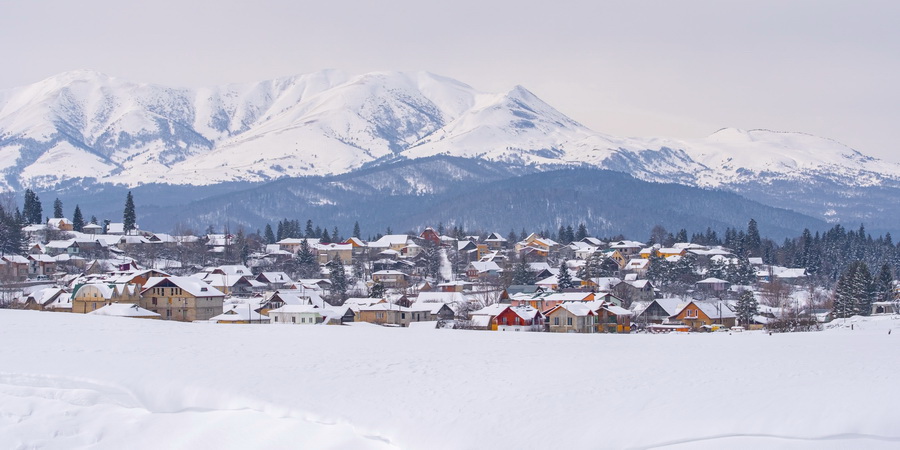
[[140, 276, 225, 322], [72, 283, 141, 314]]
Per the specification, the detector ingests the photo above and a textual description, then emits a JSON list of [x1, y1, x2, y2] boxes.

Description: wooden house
[[671, 300, 736, 330], [545, 303, 596, 333], [140, 276, 225, 322]]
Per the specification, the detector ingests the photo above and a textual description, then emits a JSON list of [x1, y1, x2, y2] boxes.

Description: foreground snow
[[1, 311, 898, 449]]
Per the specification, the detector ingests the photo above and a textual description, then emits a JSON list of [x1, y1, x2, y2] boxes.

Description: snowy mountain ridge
[[1, 69, 898, 193]]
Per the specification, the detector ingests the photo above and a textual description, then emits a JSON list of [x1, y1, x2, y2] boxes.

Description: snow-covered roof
[[610, 240, 645, 249], [369, 235, 412, 247], [89, 303, 160, 318], [470, 304, 509, 317], [210, 304, 270, 322], [468, 261, 502, 273], [142, 276, 225, 297], [416, 291, 469, 304], [697, 277, 730, 284], [549, 302, 595, 317]]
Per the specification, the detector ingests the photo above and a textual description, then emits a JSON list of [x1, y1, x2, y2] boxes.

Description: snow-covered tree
[[735, 290, 759, 326], [557, 260, 574, 290], [511, 258, 535, 285], [72, 205, 84, 232], [329, 255, 348, 304]]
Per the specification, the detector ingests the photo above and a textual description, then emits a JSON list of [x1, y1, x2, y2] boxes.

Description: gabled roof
[[470, 304, 510, 317], [369, 235, 412, 247], [210, 304, 270, 322], [142, 276, 225, 297], [674, 300, 736, 319], [547, 302, 595, 317]]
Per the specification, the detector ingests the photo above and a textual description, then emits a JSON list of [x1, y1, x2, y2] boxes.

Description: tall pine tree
[[557, 260, 574, 290], [123, 191, 136, 233], [735, 290, 759, 326], [72, 205, 85, 232], [53, 198, 63, 219]]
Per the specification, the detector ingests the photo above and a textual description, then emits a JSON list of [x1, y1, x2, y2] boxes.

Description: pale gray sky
[[2, 0, 898, 161]]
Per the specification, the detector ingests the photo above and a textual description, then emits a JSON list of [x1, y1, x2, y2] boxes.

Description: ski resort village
[[2, 196, 899, 449], [2, 192, 898, 333]]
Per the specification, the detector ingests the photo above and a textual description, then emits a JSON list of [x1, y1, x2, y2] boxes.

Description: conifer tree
[[72, 205, 85, 232], [23, 189, 42, 224], [264, 224, 276, 244], [575, 223, 588, 242], [123, 191, 136, 233], [557, 260, 574, 290], [329, 255, 348, 304], [511, 258, 535, 285], [353, 221, 361, 239], [321, 228, 331, 244], [53, 198, 63, 219], [296, 239, 319, 278], [369, 281, 385, 298], [735, 290, 759, 326], [854, 261, 874, 316], [305, 220, 315, 238], [874, 264, 894, 303], [746, 218, 762, 257]]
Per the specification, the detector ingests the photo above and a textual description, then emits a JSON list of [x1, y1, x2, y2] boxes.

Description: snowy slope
[[3, 70, 900, 193], [1, 310, 898, 449]]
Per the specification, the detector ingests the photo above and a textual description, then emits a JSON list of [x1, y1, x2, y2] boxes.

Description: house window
[[401, 313, 406, 319], [152, 298, 157, 305], [686, 309, 698, 318], [274, 316, 278, 322], [291, 317, 295, 323], [567, 317, 573, 326], [554, 317, 560, 325], [376, 312, 384, 319]]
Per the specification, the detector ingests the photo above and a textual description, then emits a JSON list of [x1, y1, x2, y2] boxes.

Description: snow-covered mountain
[[3, 70, 900, 228]]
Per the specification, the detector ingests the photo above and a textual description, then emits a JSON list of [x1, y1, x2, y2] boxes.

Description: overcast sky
[[2, 0, 898, 161]]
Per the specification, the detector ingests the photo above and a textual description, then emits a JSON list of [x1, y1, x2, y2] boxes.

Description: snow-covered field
[[2, 310, 898, 449]]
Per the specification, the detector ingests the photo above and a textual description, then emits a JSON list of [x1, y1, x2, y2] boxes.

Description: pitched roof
[[142, 276, 225, 297]]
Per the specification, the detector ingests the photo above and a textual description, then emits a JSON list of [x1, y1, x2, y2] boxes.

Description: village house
[[316, 242, 353, 264], [372, 270, 408, 289], [209, 304, 271, 324], [636, 298, 689, 325], [515, 233, 560, 257], [545, 302, 596, 333], [612, 278, 656, 305], [47, 217, 74, 232], [494, 305, 544, 331], [408, 302, 456, 322], [484, 232, 508, 251], [71, 282, 141, 314], [610, 240, 645, 257], [2, 255, 30, 280], [140, 276, 225, 322], [595, 304, 633, 333], [670, 300, 736, 330], [358, 303, 424, 327], [466, 261, 502, 281], [269, 304, 341, 324], [255, 272, 294, 291]]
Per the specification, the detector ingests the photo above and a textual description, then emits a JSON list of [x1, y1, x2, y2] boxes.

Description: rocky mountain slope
[[2, 70, 898, 229]]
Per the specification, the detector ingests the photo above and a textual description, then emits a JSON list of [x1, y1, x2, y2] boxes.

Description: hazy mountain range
[[2, 70, 897, 237]]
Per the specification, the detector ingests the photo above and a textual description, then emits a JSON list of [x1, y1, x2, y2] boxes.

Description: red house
[[494, 306, 544, 331], [419, 227, 441, 246]]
